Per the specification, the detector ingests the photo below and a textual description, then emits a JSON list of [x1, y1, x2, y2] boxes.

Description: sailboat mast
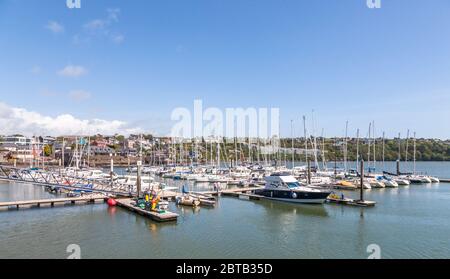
[[321, 128, 326, 170], [210, 138, 213, 166], [291, 120, 294, 169], [62, 137, 65, 168], [303, 116, 308, 163], [248, 137, 252, 165], [75, 136, 79, 169], [356, 128, 360, 172], [312, 110, 319, 170], [239, 138, 245, 165], [257, 138, 260, 165], [263, 138, 267, 166], [382, 132, 385, 170], [413, 132, 417, 175], [344, 121, 348, 172], [405, 129, 410, 163], [367, 123, 371, 170], [234, 137, 238, 165], [174, 138, 177, 167], [30, 136, 33, 168], [372, 121, 376, 170], [87, 136, 91, 168], [216, 140, 220, 168]]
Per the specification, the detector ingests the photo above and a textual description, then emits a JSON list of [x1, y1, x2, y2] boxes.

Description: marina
[[1, 163, 449, 259], [0, 110, 448, 258], [0, 150, 444, 214], [0, 159, 445, 218], [1, 0, 449, 261]]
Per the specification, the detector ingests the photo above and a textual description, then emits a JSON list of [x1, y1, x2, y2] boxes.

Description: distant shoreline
[[2, 160, 450, 168]]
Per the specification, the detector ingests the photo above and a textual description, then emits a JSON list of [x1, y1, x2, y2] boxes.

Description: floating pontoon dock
[[326, 197, 377, 207], [116, 199, 178, 222], [0, 195, 108, 210]]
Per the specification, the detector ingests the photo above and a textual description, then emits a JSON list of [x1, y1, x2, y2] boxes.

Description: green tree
[[43, 145, 52, 157], [116, 135, 125, 142]]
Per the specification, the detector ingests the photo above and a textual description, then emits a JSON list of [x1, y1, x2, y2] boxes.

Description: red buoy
[[107, 198, 117, 207]]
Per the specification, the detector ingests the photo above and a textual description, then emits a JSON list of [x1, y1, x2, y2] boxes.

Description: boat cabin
[[264, 174, 303, 190]]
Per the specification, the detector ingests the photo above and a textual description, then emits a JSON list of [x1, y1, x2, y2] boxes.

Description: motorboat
[[254, 173, 331, 204], [335, 180, 358, 190], [377, 176, 399, 188], [368, 178, 385, 188], [116, 175, 156, 191], [408, 175, 432, 184], [428, 176, 440, 183], [394, 177, 411, 185]]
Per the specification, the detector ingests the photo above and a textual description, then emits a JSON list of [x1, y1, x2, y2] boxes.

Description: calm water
[[0, 162, 449, 259]]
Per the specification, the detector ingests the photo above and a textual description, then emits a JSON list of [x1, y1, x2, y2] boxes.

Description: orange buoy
[[107, 198, 117, 207]]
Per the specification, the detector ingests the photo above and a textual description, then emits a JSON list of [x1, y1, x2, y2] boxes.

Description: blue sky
[[0, 0, 450, 138]]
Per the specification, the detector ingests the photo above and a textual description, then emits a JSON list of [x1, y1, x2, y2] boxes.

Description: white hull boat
[[429, 176, 440, 183], [394, 178, 411, 185], [369, 179, 385, 188]]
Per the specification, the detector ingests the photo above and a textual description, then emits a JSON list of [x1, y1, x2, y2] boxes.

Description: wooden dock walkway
[[0, 177, 131, 197], [194, 186, 264, 196], [326, 197, 376, 207], [116, 199, 178, 222], [0, 195, 108, 210], [226, 192, 265, 200]]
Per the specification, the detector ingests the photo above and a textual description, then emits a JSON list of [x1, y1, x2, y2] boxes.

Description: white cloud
[[0, 102, 143, 136], [58, 65, 88, 78], [81, 8, 124, 43], [69, 90, 91, 102], [45, 21, 64, 34]]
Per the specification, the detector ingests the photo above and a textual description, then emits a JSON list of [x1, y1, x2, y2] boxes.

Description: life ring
[[291, 192, 297, 199]]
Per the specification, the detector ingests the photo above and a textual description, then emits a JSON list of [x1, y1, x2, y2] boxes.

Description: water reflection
[[178, 205, 201, 215], [107, 206, 117, 216], [147, 222, 158, 233], [2, 171, 450, 259], [359, 208, 365, 219], [257, 199, 329, 218]]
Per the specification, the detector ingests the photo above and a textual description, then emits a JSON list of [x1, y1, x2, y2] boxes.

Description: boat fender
[[107, 198, 117, 207], [292, 192, 297, 199]]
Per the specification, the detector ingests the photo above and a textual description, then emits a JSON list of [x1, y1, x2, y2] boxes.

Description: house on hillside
[[88, 146, 115, 156], [91, 139, 109, 148]]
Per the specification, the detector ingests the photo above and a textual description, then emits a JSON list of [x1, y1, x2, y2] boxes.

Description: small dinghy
[[176, 196, 201, 207], [176, 184, 201, 207]]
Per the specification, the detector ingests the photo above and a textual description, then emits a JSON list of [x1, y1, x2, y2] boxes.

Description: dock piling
[[360, 160, 364, 202]]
